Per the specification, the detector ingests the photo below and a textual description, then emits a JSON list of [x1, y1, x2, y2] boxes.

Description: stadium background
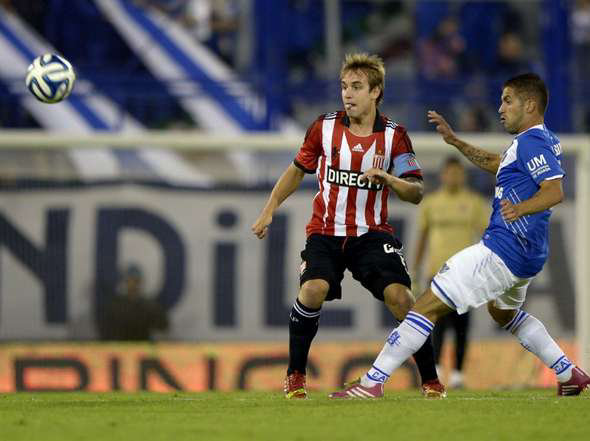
[[0, 0, 587, 393]]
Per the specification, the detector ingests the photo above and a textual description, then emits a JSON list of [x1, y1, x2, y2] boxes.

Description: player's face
[[441, 164, 465, 191], [341, 70, 379, 121], [498, 87, 525, 134]]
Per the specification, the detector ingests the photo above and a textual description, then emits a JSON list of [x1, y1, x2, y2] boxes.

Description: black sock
[[287, 299, 321, 375], [412, 336, 439, 383]]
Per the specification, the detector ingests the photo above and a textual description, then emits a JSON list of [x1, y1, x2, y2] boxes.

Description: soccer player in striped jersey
[[252, 53, 445, 399], [330, 73, 590, 399]]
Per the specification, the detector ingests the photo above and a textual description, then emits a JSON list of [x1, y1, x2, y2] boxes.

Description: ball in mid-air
[[25, 53, 76, 104]]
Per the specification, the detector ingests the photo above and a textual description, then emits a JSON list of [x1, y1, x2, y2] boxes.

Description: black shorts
[[299, 232, 411, 302]]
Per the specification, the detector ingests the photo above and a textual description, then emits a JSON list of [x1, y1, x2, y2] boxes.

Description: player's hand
[[427, 110, 458, 145], [359, 168, 391, 186], [252, 213, 273, 239], [500, 199, 521, 222]]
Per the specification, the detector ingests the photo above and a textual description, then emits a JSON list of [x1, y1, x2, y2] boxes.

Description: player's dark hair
[[341, 53, 385, 105], [443, 156, 463, 169], [503, 73, 548, 115]]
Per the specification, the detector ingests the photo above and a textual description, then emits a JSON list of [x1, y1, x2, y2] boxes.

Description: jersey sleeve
[[293, 117, 323, 174], [390, 127, 423, 179], [517, 134, 565, 185]]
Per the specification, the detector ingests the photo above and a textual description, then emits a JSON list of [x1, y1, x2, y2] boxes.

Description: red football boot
[[557, 366, 590, 396], [329, 378, 384, 399], [421, 379, 447, 398], [284, 371, 307, 399]]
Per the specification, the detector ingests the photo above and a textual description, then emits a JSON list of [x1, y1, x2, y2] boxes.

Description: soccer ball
[[25, 54, 76, 104]]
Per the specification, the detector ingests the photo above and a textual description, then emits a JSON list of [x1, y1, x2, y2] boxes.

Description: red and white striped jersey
[[294, 111, 422, 237]]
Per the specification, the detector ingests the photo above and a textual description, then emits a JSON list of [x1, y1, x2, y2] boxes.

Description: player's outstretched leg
[[329, 289, 452, 399], [382, 283, 446, 398], [489, 303, 590, 396], [285, 280, 327, 399]]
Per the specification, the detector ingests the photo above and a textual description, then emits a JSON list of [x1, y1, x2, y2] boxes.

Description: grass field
[[0, 390, 588, 441]]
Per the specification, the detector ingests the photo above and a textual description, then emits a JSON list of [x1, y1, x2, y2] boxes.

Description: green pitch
[[0, 390, 587, 441]]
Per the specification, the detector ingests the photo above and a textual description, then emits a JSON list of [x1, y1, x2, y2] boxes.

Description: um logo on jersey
[[527, 154, 546, 170], [495, 186, 503, 199], [527, 154, 551, 178]]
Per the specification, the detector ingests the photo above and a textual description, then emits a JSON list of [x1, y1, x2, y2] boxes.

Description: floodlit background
[[0, 0, 587, 392]]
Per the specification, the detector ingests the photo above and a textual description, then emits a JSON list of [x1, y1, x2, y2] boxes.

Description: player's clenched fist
[[360, 168, 391, 186], [252, 213, 273, 239]]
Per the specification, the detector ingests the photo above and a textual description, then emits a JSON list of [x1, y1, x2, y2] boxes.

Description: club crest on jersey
[[326, 166, 383, 190], [373, 154, 385, 169]]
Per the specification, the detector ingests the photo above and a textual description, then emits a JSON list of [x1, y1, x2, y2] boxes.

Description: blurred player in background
[[252, 53, 445, 399], [331, 73, 590, 398], [97, 264, 169, 341], [413, 157, 489, 388]]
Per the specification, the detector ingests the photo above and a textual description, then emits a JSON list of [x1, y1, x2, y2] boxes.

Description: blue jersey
[[483, 124, 564, 278]]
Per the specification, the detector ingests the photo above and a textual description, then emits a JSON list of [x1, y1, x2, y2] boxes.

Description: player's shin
[[287, 298, 321, 375], [362, 312, 434, 387], [412, 336, 439, 383], [505, 310, 574, 381]]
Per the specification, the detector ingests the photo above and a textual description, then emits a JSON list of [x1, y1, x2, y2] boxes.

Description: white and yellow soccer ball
[[25, 53, 76, 104]]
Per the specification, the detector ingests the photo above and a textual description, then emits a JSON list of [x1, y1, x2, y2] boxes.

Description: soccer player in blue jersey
[[330, 73, 590, 398]]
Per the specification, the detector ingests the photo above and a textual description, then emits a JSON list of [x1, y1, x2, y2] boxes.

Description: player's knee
[[487, 301, 516, 327], [299, 279, 329, 308]]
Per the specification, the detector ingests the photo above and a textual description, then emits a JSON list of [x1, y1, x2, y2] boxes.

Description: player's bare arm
[[360, 169, 423, 204], [413, 226, 429, 276], [252, 164, 305, 239], [500, 178, 564, 222], [427, 110, 501, 174]]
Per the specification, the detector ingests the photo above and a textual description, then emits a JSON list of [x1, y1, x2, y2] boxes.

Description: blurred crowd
[[0, 0, 588, 132], [161, 0, 587, 133]]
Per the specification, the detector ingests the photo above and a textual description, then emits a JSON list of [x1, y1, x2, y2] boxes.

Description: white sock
[[362, 312, 434, 387], [504, 310, 574, 382]]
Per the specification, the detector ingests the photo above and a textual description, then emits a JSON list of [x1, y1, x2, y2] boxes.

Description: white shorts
[[430, 242, 533, 314]]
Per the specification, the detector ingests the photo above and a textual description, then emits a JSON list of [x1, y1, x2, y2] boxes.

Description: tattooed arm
[[427, 111, 501, 174]]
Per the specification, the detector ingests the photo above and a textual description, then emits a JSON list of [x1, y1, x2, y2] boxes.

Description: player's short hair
[[443, 156, 463, 169], [503, 73, 548, 115], [340, 53, 385, 105]]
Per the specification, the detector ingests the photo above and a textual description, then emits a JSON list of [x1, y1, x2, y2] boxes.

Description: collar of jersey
[[340, 109, 385, 132], [516, 123, 545, 137]]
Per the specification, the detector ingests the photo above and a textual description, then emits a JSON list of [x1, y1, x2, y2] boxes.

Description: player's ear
[[524, 98, 536, 114], [370, 86, 381, 100]]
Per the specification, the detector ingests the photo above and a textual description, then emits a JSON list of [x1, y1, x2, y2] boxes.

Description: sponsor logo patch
[[526, 154, 551, 178], [326, 166, 383, 190]]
